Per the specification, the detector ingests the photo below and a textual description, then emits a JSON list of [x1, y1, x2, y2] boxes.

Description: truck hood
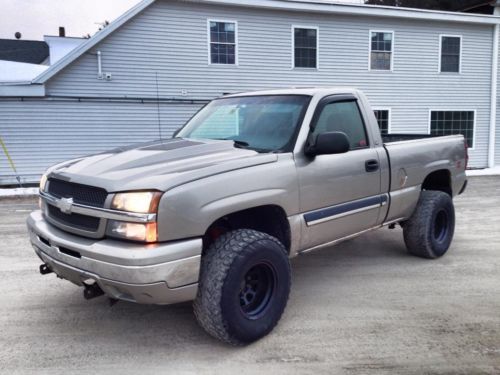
[[48, 138, 278, 192]]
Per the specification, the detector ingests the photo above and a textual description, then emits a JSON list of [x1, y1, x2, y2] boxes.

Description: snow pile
[[0, 187, 39, 197], [0, 60, 48, 83], [466, 167, 500, 176]]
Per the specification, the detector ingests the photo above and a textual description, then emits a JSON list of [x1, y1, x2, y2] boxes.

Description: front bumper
[[27, 210, 202, 305]]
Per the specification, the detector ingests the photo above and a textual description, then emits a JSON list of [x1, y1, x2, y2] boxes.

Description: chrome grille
[[47, 204, 100, 232], [48, 178, 107, 208]]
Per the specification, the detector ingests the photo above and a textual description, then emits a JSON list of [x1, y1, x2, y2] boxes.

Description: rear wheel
[[193, 229, 291, 345], [403, 190, 455, 259]]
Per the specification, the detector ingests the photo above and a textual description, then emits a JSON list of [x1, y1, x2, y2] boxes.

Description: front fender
[[156, 156, 298, 242]]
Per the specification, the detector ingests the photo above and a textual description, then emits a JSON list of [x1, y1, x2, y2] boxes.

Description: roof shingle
[[0, 39, 49, 64]]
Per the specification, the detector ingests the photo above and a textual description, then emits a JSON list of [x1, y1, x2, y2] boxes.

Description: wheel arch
[[203, 204, 291, 254], [422, 169, 452, 196]]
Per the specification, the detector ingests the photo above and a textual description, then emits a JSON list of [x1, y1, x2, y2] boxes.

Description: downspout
[[97, 51, 103, 79], [489, 3, 500, 168]]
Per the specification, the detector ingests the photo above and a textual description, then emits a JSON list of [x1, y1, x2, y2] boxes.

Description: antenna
[[155, 72, 163, 141]]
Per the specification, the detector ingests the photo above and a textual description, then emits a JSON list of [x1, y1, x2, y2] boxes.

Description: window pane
[[374, 110, 389, 135], [430, 111, 473, 147], [441, 55, 459, 73], [294, 28, 317, 68], [210, 21, 235, 44], [441, 36, 460, 73], [370, 32, 392, 70], [371, 52, 391, 70], [442, 37, 460, 54], [313, 101, 368, 149], [371, 32, 392, 52], [295, 28, 317, 48], [211, 43, 235, 64], [210, 21, 236, 65]]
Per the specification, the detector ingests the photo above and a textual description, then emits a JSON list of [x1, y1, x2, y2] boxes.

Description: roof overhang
[[191, 0, 500, 25], [31, 0, 500, 86], [0, 84, 45, 97]]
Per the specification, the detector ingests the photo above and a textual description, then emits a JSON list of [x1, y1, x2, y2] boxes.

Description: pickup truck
[[27, 88, 468, 345]]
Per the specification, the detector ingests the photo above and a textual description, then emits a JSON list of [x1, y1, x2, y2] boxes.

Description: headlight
[[110, 191, 162, 213], [107, 191, 162, 243], [106, 221, 157, 243], [39, 173, 48, 192]]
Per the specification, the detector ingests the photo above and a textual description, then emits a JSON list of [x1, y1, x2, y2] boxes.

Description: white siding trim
[[428, 109, 477, 150], [195, 0, 500, 25], [373, 107, 392, 134], [438, 34, 463, 74], [291, 25, 319, 70], [489, 24, 499, 167], [368, 30, 394, 72], [207, 19, 239, 66]]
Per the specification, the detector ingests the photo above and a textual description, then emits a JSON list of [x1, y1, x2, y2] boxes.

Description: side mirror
[[305, 131, 350, 156]]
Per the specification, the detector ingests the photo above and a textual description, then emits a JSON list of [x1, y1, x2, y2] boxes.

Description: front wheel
[[193, 229, 291, 345], [403, 190, 455, 259]]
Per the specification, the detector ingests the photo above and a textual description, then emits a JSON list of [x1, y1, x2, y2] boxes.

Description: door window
[[312, 101, 369, 149]]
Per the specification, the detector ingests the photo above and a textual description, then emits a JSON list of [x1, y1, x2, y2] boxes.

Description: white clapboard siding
[[497, 26, 500, 166], [45, 0, 494, 168], [1, 0, 497, 184], [0, 100, 200, 185]]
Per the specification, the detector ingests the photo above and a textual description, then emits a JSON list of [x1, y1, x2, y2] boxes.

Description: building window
[[373, 109, 390, 135], [293, 26, 318, 68], [370, 31, 393, 71], [430, 111, 474, 148], [440, 35, 461, 73], [209, 20, 237, 65]]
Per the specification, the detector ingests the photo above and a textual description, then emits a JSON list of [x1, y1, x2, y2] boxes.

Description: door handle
[[365, 159, 379, 172]]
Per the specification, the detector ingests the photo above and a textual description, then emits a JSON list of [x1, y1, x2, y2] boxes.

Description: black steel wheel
[[239, 262, 276, 319]]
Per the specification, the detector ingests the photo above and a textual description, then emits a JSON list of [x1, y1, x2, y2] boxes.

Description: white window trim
[[291, 25, 319, 70], [438, 34, 462, 74], [207, 19, 239, 66], [373, 107, 392, 134], [369, 30, 395, 72], [427, 109, 476, 150]]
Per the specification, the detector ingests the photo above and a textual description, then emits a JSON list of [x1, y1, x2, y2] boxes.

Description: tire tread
[[193, 229, 289, 345], [403, 190, 454, 259]]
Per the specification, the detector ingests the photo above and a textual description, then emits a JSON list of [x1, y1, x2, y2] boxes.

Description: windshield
[[176, 95, 311, 152]]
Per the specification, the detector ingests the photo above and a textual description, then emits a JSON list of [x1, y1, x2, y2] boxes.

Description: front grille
[[47, 204, 100, 232], [48, 179, 107, 208]]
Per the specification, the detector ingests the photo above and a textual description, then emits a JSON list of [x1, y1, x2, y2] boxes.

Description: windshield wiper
[[215, 138, 249, 147], [215, 138, 270, 153], [232, 140, 250, 148]]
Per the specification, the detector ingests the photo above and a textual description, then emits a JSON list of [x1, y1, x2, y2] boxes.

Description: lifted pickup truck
[[28, 88, 467, 345]]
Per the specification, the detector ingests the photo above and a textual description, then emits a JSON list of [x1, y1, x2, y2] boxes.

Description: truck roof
[[224, 87, 361, 98]]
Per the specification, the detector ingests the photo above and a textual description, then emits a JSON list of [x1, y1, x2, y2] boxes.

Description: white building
[[1, 0, 500, 184]]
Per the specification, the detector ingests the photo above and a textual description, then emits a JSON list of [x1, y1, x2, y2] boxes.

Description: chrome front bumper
[[27, 210, 202, 305]]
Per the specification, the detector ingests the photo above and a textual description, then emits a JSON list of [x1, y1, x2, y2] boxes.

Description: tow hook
[[83, 282, 105, 300], [39, 264, 53, 275]]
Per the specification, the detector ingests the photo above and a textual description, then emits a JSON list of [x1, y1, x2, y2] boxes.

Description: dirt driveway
[[0, 176, 499, 374]]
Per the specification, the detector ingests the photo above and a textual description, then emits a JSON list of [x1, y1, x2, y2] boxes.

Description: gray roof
[[0, 39, 49, 64]]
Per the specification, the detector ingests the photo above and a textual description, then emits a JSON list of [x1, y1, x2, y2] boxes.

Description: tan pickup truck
[[27, 88, 468, 344]]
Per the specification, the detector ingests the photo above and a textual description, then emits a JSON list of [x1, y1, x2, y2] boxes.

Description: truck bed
[[382, 133, 437, 143]]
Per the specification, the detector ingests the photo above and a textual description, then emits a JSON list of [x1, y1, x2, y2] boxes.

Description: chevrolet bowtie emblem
[[57, 197, 74, 214]]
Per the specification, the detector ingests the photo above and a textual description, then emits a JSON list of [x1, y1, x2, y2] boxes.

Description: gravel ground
[[0, 177, 499, 375]]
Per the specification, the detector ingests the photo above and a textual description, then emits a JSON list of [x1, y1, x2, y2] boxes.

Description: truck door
[[296, 95, 384, 250]]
